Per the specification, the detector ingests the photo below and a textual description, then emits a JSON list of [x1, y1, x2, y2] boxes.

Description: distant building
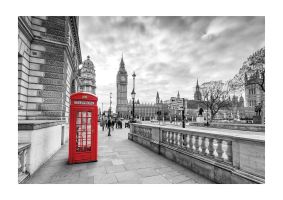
[[186, 94, 248, 120], [166, 92, 190, 120], [127, 91, 169, 121], [245, 71, 265, 107], [116, 54, 128, 118], [194, 79, 202, 101], [79, 56, 96, 94], [128, 101, 159, 120]]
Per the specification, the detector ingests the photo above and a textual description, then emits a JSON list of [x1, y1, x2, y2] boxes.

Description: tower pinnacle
[[156, 91, 160, 104], [119, 53, 125, 71]]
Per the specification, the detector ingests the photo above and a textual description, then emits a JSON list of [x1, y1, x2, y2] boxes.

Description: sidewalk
[[26, 124, 213, 184]]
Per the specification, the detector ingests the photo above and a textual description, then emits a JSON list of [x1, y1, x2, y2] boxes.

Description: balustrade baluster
[[208, 138, 215, 157], [177, 133, 182, 147], [164, 131, 168, 144], [189, 135, 194, 151], [183, 134, 187, 149], [18, 152, 22, 172], [171, 132, 175, 145], [216, 139, 224, 161], [167, 132, 171, 144], [174, 132, 177, 146], [174, 132, 178, 146], [200, 137, 206, 155], [226, 141, 232, 162], [22, 149, 27, 172], [194, 136, 200, 153], [173, 132, 176, 146]]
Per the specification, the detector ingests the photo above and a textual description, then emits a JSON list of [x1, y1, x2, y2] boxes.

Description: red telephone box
[[68, 92, 98, 164]]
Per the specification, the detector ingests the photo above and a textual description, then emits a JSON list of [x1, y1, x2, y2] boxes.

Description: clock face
[[121, 76, 126, 81]]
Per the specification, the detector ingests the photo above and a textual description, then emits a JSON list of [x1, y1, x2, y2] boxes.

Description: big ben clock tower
[[116, 54, 128, 118]]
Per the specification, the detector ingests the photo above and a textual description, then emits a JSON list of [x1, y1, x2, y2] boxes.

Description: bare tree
[[200, 80, 232, 123], [230, 47, 265, 92]]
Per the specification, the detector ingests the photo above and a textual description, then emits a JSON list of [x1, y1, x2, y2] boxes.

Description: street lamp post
[[131, 89, 136, 121], [108, 92, 112, 136], [110, 92, 112, 113], [131, 72, 136, 122], [182, 98, 185, 128]]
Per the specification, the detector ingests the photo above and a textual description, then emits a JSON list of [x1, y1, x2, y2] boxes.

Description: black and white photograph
[[18, 16, 265, 184], [2, 0, 283, 199]]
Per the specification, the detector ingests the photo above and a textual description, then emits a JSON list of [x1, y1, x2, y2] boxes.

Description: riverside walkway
[[26, 124, 212, 184]]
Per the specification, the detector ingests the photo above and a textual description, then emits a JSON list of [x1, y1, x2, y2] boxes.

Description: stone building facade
[[18, 16, 82, 179], [245, 72, 265, 108], [127, 95, 169, 121], [127, 102, 160, 120], [79, 56, 96, 94], [18, 16, 82, 121]]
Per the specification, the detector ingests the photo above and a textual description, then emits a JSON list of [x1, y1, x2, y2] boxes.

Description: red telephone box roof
[[70, 92, 98, 101]]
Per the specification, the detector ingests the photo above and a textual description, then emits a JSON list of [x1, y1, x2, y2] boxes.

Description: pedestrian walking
[[111, 119, 115, 131], [101, 119, 105, 131], [118, 120, 122, 129], [115, 118, 118, 128], [107, 118, 111, 136]]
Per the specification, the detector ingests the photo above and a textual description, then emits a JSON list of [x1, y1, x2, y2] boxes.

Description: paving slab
[[26, 122, 213, 184], [105, 165, 126, 174], [136, 168, 159, 178], [142, 175, 171, 184], [114, 171, 142, 183], [92, 174, 118, 184]]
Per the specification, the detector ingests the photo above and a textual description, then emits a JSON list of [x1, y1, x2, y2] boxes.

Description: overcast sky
[[79, 16, 264, 111]]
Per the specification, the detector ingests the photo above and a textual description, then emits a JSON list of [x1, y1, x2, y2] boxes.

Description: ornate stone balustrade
[[18, 143, 31, 183], [133, 126, 152, 140], [129, 123, 265, 184], [161, 129, 232, 163]]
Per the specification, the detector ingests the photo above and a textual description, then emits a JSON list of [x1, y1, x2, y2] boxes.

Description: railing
[[130, 123, 265, 183], [161, 129, 232, 163], [18, 143, 31, 183], [133, 126, 152, 140]]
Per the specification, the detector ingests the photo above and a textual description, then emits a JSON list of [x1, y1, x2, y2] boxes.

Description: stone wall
[[18, 121, 66, 174]]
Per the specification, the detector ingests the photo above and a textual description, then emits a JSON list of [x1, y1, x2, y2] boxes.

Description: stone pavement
[[26, 123, 213, 184]]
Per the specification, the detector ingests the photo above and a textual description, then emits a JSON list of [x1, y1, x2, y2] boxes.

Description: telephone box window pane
[[82, 112, 87, 117], [76, 111, 92, 152]]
